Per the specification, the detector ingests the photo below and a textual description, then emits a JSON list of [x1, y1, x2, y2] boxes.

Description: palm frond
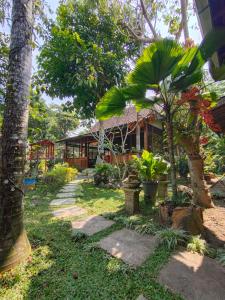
[[96, 87, 126, 120], [127, 39, 184, 85]]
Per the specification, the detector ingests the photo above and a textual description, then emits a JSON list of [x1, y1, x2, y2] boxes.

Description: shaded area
[[158, 250, 225, 300]]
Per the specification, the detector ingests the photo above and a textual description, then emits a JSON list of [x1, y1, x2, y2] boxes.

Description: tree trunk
[[0, 0, 33, 273], [187, 155, 213, 208], [180, 0, 189, 40], [179, 134, 214, 208], [166, 115, 177, 197]]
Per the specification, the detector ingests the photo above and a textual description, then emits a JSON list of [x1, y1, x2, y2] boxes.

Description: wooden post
[[144, 122, 149, 150]]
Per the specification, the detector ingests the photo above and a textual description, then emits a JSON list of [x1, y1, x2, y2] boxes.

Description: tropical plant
[[133, 150, 170, 182], [157, 228, 187, 250], [96, 30, 225, 207], [216, 249, 225, 266], [43, 163, 78, 188], [94, 163, 119, 186], [187, 235, 208, 255], [177, 155, 189, 178]]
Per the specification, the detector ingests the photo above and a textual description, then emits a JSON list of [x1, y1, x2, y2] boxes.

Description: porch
[[58, 122, 163, 170]]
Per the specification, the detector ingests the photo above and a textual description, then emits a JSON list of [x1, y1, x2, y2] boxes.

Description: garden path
[[49, 177, 225, 300]]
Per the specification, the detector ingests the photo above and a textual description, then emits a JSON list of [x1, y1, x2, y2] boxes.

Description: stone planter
[[123, 187, 141, 215], [142, 181, 158, 205], [159, 202, 204, 235], [172, 205, 204, 235], [157, 181, 169, 199]]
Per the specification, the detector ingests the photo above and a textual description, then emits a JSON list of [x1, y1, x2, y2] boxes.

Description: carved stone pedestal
[[123, 188, 141, 215], [157, 181, 169, 199]]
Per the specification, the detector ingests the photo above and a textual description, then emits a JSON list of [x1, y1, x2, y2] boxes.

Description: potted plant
[[133, 150, 170, 205]]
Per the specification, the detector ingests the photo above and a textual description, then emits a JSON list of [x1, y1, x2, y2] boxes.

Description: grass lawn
[[0, 181, 182, 300]]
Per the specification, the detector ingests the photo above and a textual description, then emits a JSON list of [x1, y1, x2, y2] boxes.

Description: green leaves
[[127, 39, 184, 85], [133, 150, 170, 181], [96, 87, 126, 120]]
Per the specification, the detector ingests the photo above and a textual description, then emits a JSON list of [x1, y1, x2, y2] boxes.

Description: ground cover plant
[[0, 181, 183, 300]]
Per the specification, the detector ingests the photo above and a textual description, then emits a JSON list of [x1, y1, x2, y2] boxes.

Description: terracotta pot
[[142, 181, 158, 205]]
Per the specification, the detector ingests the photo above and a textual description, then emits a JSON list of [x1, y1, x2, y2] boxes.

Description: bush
[[94, 163, 119, 187], [187, 235, 208, 255], [157, 228, 187, 250], [43, 163, 78, 187], [177, 155, 189, 178]]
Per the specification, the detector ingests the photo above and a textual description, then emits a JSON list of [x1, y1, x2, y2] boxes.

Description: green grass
[[0, 182, 182, 300]]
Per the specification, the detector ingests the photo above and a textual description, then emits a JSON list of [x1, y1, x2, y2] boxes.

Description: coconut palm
[[96, 30, 225, 208], [0, 0, 33, 273]]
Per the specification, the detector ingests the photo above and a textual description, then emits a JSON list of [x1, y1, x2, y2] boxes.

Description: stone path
[[49, 176, 225, 300], [52, 206, 87, 219], [50, 198, 76, 206], [158, 250, 225, 300], [71, 215, 115, 236], [99, 228, 158, 267]]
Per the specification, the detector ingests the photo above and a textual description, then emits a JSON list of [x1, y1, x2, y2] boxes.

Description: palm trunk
[[166, 114, 177, 197], [0, 0, 33, 273], [180, 137, 214, 208]]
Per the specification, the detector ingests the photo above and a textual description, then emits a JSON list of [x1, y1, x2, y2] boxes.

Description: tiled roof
[[92, 107, 157, 132]]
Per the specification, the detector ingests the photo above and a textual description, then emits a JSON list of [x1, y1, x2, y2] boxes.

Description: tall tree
[[0, 0, 33, 272], [37, 0, 138, 119]]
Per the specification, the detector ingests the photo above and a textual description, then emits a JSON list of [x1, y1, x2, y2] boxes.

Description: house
[[57, 107, 163, 170]]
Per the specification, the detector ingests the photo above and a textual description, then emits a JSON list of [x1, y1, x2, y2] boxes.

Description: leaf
[[170, 70, 203, 91], [127, 39, 184, 85], [95, 87, 126, 120], [187, 28, 225, 75]]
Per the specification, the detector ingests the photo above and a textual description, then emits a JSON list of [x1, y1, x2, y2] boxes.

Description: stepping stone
[[56, 192, 77, 198], [52, 206, 86, 219], [136, 295, 148, 300], [71, 215, 114, 236], [50, 198, 76, 206], [99, 228, 158, 267], [158, 250, 225, 300]]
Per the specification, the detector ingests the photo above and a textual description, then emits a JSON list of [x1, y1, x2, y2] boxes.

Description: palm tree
[[0, 0, 33, 273], [96, 30, 225, 208]]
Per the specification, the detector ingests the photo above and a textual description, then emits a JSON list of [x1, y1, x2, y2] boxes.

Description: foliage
[[28, 88, 79, 142], [133, 150, 170, 182], [94, 163, 119, 186], [171, 191, 190, 206], [38, 0, 138, 119], [216, 249, 225, 266], [202, 133, 225, 174], [177, 155, 189, 178], [187, 235, 208, 255], [71, 231, 87, 242], [43, 163, 77, 188], [157, 228, 187, 250], [38, 159, 48, 175]]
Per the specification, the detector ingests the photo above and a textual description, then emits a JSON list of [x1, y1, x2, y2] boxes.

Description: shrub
[[157, 228, 187, 250], [216, 249, 225, 266], [132, 150, 170, 182], [43, 163, 78, 188], [94, 163, 119, 186], [177, 155, 189, 178], [187, 235, 208, 255]]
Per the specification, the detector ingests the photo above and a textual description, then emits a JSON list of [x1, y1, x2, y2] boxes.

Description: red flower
[[200, 136, 209, 145]]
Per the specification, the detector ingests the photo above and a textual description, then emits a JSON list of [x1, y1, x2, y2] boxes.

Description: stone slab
[[50, 198, 76, 206], [56, 192, 76, 198], [71, 215, 114, 236], [52, 206, 86, 219], [136, 295, 148, 300], [99, 228, 158, 267], [158, 250, 225, 300]]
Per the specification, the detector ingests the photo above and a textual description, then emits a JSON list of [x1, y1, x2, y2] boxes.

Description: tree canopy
[[37, 0, 138, 119]]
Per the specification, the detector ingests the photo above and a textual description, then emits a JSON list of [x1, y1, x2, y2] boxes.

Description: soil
[[203, 198, 225, 248]]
